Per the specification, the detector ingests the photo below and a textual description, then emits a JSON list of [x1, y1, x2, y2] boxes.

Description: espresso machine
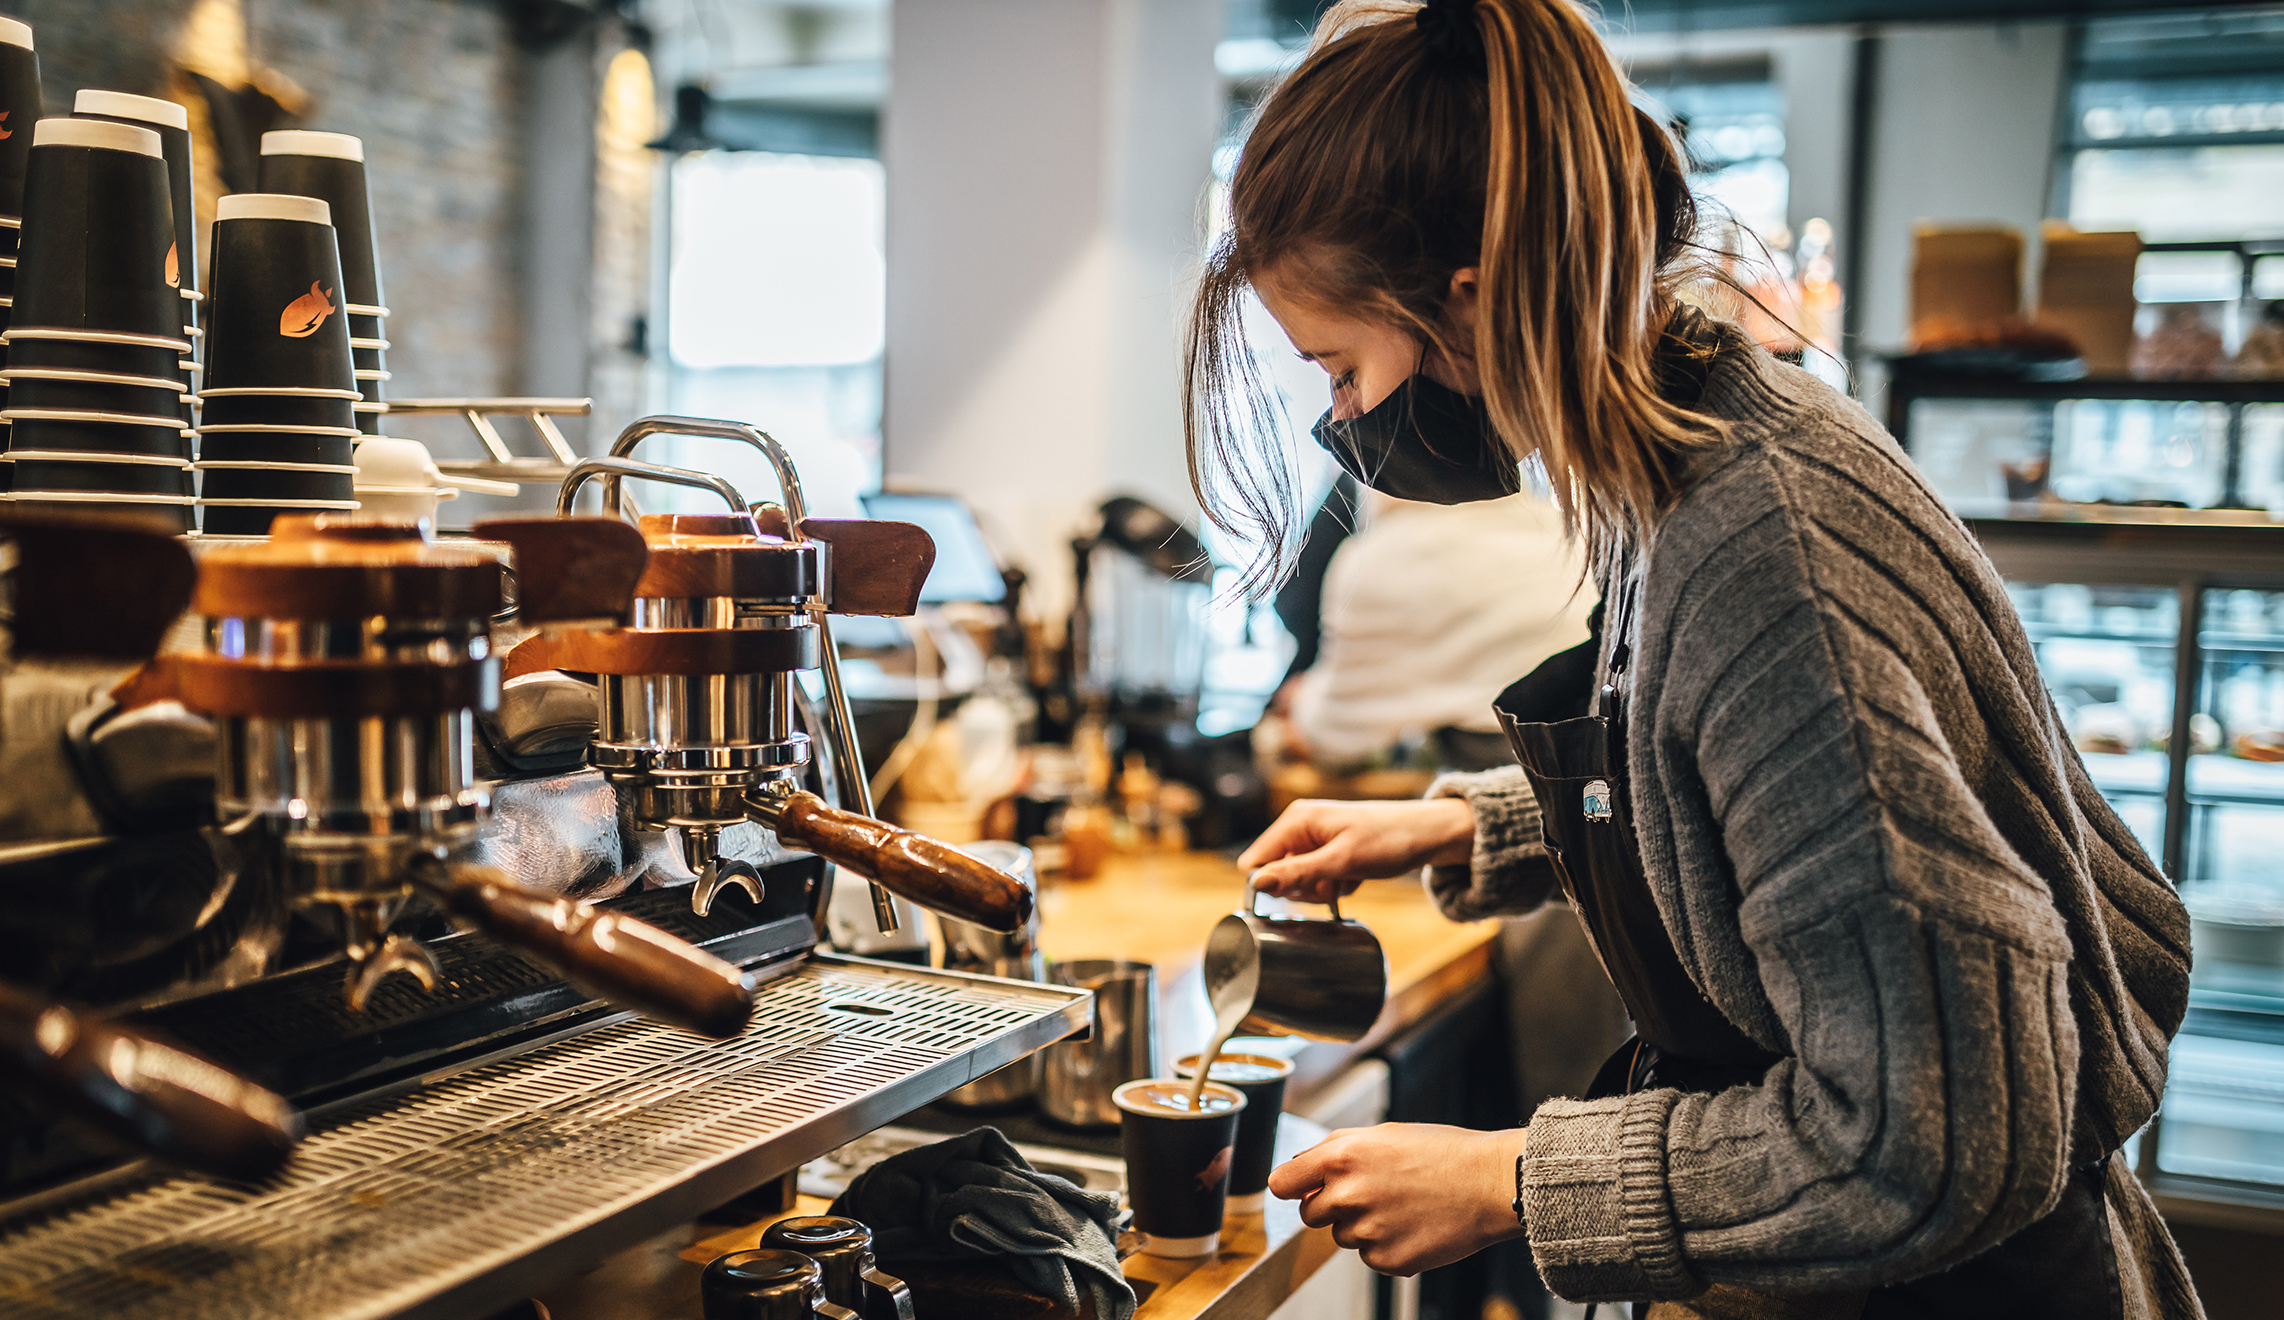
[[0, 422, 1085, 1320]]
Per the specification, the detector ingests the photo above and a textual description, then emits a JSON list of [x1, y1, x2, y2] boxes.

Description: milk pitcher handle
[[1242, 878, 1344, 924]]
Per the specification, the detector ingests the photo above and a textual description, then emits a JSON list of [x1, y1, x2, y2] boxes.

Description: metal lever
[[605, 415, 900, 935]]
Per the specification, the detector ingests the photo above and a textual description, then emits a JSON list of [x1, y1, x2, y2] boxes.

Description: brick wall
[[8, 0, 527, 404]]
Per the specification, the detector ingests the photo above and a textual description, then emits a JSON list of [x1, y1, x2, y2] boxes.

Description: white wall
[[882, 0, 1221, 622], [1856, 22, 2070, 407]]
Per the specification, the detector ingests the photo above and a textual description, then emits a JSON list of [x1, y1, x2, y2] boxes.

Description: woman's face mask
[[1310, 374, 1521, 505]]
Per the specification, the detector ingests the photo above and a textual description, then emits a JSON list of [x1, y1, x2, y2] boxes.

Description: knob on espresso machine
[[501, 416, 1034, 938], [124, 513, 753, 1038]]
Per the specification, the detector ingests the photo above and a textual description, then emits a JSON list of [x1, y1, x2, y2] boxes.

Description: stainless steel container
[[938, 842, 1044, 1110], [1038, 957, 1158, 1129]]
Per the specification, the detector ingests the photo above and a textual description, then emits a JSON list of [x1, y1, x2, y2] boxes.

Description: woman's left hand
[[1268, 1122, 1529, 1276]]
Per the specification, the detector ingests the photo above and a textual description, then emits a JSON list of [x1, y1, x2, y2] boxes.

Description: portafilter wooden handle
[[0, 981, 303, 1182], [754, 790, 1034, 933], [417, 864, 754, 1040]]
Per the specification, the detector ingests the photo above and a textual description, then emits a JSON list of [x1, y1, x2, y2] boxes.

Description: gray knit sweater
[[1424, 343, 2201, 1315]]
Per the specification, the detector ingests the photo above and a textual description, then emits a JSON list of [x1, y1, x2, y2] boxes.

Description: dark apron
[[1495, 580, 2121, 1319]]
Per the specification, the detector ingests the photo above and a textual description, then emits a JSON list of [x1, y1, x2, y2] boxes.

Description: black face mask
[[1309, 374, 1521, 506]]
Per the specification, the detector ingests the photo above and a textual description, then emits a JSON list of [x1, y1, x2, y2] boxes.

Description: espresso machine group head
[[134, 512, 756, 1039], [507, 416, 1033, 937]]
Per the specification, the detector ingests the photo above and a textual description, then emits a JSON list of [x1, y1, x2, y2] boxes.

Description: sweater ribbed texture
[[1424, 343, 2199, 1316]]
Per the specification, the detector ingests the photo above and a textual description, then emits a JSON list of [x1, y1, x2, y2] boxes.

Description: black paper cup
[[0, 19, 39, 219], [352, 343, 385, 373], [6, 327, 187, 377], [1115, 1078, 1245, 1258], [198, 499, 355, 537], [4, 367, 184, 417], [347, 311, 382, 342], [257, 131, 383, 311], [204, 193, 354, 393], [197, 431, 355, 466], [1173, 1053, 1293, 1214], [72, 89, 197, 298], [196, 388, 356, 429], [9, 453, 188, 494], [197, 464, 353, 503], [8, 410, 189, 456], [15, 119, 176, 337], [9, 492, 193, 532]]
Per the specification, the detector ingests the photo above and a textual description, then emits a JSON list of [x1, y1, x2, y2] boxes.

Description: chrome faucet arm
[[555, 455, 747, 519]]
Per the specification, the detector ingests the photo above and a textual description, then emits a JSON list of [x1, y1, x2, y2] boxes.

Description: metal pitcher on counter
[[1203, 883, 1388, 1042], [937, 841, 1047, 1110]]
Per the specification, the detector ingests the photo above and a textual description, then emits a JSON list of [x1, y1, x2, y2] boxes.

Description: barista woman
[[1191, 2, 2202, 1315]]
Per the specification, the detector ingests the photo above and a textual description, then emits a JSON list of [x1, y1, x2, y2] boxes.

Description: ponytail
[[1185, 0, 1724, 582]]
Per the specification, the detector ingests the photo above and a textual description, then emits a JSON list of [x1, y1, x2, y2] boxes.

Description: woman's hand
[[1237, 797, 1475, 904], [1269, 1123, 1528, 1276]]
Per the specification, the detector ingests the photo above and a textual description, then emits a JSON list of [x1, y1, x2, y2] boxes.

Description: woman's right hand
[[1238, 797, 1476, 904]]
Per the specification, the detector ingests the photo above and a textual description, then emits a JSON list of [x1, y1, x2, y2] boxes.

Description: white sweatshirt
[[1287, 491, 1594, 765]]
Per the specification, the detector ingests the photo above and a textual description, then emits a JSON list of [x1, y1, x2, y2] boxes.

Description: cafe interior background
[[5, 0, 2284, 1317]]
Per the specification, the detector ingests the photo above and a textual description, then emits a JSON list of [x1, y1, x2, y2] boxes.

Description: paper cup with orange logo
[[1114, 1078, 1246, 1258], [12, 118, 177, 339], [203, 194, 354, 394], [72, 90, 197, 303], [0, 17, 39, 224], [257, 132, 383, 320]]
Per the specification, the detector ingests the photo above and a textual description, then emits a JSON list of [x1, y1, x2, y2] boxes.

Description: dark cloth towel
[[830, 1126, 1135, 1320]]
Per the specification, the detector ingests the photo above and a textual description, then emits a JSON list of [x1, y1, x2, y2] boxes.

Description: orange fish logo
[[165, 241, 179, 289], [0, 111, 11, 140], [1193, 1146, 1233, 1192], [279, 282, 335, 338]]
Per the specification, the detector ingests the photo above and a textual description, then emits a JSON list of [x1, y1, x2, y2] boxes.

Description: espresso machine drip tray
[[0, 956, 1088, 1320]]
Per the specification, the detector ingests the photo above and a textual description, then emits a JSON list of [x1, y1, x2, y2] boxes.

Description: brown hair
[[1186, 0, 1722, 583]]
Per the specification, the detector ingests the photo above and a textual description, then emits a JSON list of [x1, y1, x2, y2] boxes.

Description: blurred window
[[658, 149, 884, 513], [2061, 8, 2284, 240], [1633, 57, 1790, 248]]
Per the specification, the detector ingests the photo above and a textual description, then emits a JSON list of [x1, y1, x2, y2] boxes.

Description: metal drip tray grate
[[0, 955, 1088, 1320]]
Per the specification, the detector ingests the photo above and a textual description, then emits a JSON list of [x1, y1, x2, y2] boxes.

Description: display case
[[1972, 518, 2284, 1226]]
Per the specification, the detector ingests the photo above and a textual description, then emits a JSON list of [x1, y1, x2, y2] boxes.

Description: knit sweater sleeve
[[1518, 442, 2082, 1301], [1418, 765, 1564, 921]]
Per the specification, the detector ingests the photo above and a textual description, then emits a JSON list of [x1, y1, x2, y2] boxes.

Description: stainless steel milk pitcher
[[1202, 882, 1388, 1042]]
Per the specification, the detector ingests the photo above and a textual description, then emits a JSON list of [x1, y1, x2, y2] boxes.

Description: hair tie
[[1415, 0, 1486, 68]]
